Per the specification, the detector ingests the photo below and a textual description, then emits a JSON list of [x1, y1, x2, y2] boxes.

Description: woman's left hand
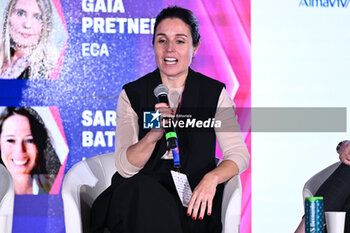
[[186, 173, 219, 220]]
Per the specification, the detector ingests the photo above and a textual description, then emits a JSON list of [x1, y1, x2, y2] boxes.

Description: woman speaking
[[91, 6, 250, 233]]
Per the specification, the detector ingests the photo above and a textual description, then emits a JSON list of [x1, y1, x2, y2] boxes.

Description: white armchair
[[62, 153, 242, 233], [302, 162, 341, 201], [295, 162, 342, 233], [0, 164, 14, 233]]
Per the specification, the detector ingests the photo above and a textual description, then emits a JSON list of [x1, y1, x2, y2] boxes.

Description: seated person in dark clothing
[[295, 140, 350, 233], [90, 6, 250, 233]]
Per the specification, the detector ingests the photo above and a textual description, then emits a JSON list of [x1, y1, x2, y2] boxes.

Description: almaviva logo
[[299, 0, 350, 7]]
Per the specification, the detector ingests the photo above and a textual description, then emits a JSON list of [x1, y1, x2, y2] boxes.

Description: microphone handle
[[156, 93, 177, 148], [165, 129, 177, 149], [157, 94, 169, 105]]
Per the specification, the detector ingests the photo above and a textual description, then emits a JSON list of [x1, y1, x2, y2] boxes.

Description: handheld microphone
[[154, 84, 170, 105], [153, 84, 177, 149], [154, 84, 181, 169]]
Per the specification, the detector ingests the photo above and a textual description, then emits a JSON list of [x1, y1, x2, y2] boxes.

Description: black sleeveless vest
[[123, 68, 225, 187]]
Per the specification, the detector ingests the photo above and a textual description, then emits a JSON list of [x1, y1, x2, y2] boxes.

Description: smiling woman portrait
[[0, 107, 61, 194], [0, 0, 57, 79]]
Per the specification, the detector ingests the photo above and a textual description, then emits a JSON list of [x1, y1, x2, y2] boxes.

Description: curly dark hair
[[0, 107, 61, 193]]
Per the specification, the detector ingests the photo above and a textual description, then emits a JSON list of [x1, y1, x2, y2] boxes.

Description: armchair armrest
[[216, 158, 242, 233], [302, 162, 341, 201], [222, 174, 242, 233], [0, 164, 14, 233], [62, 153, 116, 233], [61, 159, 99, 233]]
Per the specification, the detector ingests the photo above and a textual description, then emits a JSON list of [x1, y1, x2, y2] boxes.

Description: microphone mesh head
[[154, 84, 169, 97]]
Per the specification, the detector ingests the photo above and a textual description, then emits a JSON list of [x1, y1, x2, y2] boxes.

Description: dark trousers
[[91, 164, 223, 233], [315, 163, 350, 233]]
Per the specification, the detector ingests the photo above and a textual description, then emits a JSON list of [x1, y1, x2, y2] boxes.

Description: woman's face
[[154, 18, 199, 81], [0, 114, 38, 175], [9, 0, 43, 48]]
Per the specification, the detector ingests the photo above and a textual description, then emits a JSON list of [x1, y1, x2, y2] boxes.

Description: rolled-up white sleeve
[[114, 89, 143, 178], [215, 88, 250, 173]]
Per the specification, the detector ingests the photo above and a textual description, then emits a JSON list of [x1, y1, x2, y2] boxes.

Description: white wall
[[252, 0, 350, 232]]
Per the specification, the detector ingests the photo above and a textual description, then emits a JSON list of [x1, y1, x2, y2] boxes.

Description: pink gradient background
[[48, 107, 68, 194], [165, 1, 251, 231]]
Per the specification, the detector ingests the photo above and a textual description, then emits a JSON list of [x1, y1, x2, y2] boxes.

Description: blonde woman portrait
[[0, 0, 58, 79]]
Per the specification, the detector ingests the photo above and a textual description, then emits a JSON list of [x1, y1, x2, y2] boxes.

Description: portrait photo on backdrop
[[0, 0, 66, 79], [0, 106, 68, 195]]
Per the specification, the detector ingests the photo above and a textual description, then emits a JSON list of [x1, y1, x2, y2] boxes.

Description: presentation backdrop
[[252, 0, 350, 232], [0, 0, 251, 232]]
